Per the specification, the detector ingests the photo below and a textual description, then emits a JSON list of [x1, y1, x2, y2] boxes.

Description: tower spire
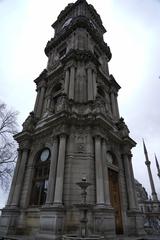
[[143, 139, 158, 201], [155, 154, 160, 178]]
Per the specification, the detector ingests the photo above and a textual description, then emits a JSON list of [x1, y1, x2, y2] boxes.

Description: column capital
[[39, 80, 47, 89], [52, 135, 58, 144], [59, 133, 67, 139], [17, 148, 23, 153], [94, 135, 101, 141]]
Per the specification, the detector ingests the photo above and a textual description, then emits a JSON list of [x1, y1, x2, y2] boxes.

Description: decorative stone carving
[[22, 111, 37, 132], [116, 117, 130, 138], [55, 94, 69, 113]]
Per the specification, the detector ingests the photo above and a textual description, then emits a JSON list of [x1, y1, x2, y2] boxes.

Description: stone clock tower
[[0, 0, 145, 239]]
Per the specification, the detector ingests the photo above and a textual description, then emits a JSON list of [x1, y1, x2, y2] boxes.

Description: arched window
[[30, 148, 51, 206]]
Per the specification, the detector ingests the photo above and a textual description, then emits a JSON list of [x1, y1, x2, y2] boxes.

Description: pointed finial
[[143, 139, 150, 165], [155, 154, 160, 178], [143, 138, 147, 154]]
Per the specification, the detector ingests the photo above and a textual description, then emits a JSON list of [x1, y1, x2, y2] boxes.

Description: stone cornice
[[14, 131, 32, 147], [45, 16, 111, 60], [122, 136, 137, 150], [52, 0, 106, 33], [109, 74, 121, 92], [34, 69, 48, 86], [61, 49, 100, 67]]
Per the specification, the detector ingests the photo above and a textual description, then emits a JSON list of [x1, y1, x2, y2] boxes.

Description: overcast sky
[[0, 0, 160, 208]]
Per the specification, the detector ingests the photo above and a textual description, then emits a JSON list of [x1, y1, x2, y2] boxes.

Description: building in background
[[134, 143, 160, 235], [0, 0, 145, 239]]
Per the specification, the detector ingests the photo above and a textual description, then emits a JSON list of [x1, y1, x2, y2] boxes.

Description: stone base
[[126, 210, 146, 236], [0, 207, 20, 236], [35, 204, 65, 240], [93, 205, 116, 240]]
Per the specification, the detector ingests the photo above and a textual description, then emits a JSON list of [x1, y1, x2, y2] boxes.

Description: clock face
[[62, 18, 72, 29], [40, 149, 50, 162]]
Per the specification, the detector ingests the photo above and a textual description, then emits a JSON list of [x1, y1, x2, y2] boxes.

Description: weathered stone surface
[[0, 0, 147, 239]]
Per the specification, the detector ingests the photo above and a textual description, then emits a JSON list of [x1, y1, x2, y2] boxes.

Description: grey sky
[[0, 0, 160, 207]]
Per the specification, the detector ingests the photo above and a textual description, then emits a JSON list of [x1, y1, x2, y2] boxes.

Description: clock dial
[[40, 149, 50, 162], [62, 18, 72, 29]]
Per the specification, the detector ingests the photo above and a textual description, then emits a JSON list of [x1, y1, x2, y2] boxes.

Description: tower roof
[[52, 0, 106, 33]]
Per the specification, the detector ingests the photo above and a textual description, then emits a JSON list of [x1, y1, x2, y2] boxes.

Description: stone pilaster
[[11, 147, 30, 207], [123, 153, 137, 210], [102, 139, 111, 206], [128, 153, 139, 208], [45, 137, 58, 205], [35, 81, 46, 118], [110, 90, 117, 119], [34, 87, 41, 114], [7, 149, 22, 206], [87, 68, 93, 100], [54, 134, 67, 204], [115, 93, 120, 119], [93, 70, 97, 100], [69, 66, 75, 100], [94, 135, 105, 205], [64, 69, 70, 95]]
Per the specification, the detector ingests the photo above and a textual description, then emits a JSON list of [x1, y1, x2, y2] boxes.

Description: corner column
[[7, 149, 22, 206], [93, 70, 97, 100], [94, 135, 105, 205], [128, 153, 139, 208], [45, 137, 58, 205], [53, 134, 67, 205], [64, 69, 70, 95], [69, 66, 75, 100], [35, 81, 46, 118], [87, 68, 93, 101], [11, 147, 30, 207], [102, 139, 111, 206], [123, 152, 137, 210], [34, 87, 41, 114], [110, 90, 117, 119]]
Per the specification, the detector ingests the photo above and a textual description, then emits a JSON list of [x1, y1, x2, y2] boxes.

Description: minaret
[[143, 140, 158, 201], [155, 154, 160, 179]]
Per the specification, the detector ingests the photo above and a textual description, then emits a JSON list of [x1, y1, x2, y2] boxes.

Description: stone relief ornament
[[22, 111, 38, 132], [116, 117, 130, 138]]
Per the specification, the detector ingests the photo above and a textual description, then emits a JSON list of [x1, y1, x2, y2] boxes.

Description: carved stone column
[[36, 81, 46, 118], [115, 93, 120, 119], [54, 134, 66, 204], [95, 136, 105, 205], [45, 137, 58, 205], [123, 153, 136, 210], [11, 147, 30, 207], [102, 139, 111, 206], [34, 87, 41, 114], [64, 69, 70, 95], [128, 153, 138, 208], [87, 68, 93, 100], [93, 71, 97, 100], [110, 90, 117, 119], [7, 149, 22, 206], [69, 66, 75, 99]]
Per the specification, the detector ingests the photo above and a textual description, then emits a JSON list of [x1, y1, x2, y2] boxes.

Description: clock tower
[[0, 0, 145, 239]]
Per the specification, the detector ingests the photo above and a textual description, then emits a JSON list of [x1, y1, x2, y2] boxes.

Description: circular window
[[40, 148, 50, 162]]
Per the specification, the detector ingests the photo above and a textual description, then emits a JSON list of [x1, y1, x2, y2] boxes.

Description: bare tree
[[0, 102, 18, 190]]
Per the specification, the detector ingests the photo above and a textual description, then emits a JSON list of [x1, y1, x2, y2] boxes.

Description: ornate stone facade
[[0, 0, 145, 239]]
